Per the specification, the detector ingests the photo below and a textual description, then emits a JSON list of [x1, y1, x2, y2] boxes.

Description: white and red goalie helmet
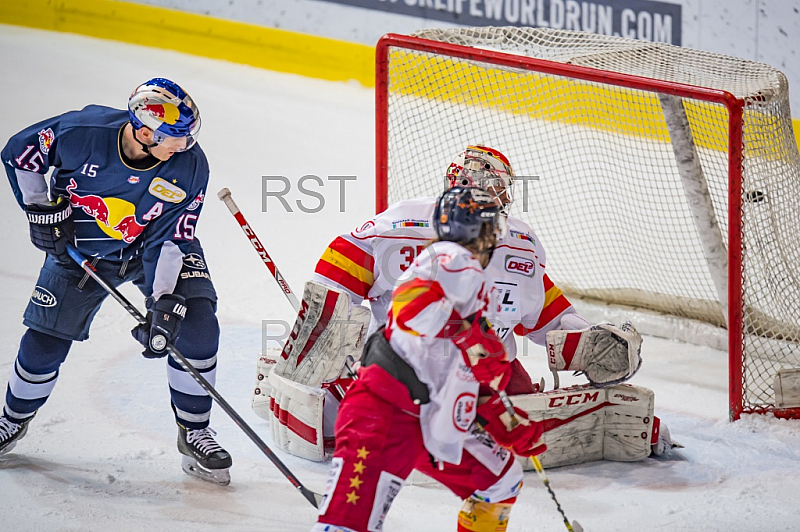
[[445, 144, 514, 211]]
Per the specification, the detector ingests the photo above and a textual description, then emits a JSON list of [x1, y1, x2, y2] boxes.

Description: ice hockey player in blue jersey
[[0, 78, 232, 485]]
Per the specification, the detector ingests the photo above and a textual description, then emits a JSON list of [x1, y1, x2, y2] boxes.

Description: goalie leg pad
[[274, 281, 370, 387], [268, 371, 330, 462], [511, 383, 655, 469]]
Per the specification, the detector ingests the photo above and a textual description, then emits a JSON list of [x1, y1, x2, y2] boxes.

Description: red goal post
[[374, 28, 800, 421]]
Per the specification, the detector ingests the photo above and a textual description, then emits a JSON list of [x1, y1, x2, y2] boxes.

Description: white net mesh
[[380, 27, 800, 417]]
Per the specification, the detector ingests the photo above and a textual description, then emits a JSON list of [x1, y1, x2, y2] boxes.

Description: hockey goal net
[[375, 28, 800, 420]]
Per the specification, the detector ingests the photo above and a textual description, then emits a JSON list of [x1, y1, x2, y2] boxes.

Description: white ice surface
[[1, 25, 799, 532]]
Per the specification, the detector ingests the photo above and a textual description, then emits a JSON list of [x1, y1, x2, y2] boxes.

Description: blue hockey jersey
[[2, 105, 209, 298]]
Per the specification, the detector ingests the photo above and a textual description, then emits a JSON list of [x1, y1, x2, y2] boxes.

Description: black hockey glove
[[25, 198, 75, 263], [131, 294, 187, 359]]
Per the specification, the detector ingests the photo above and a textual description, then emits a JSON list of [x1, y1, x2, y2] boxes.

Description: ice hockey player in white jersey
[[314, 186, 546, 532]]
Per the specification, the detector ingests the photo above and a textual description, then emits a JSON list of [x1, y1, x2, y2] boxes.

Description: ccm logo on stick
[[505, 255, 535, 276]]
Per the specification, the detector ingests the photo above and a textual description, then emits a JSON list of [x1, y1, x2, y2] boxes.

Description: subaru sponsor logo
[[182, 253, 206, 270], [31, 286, 57, 307]]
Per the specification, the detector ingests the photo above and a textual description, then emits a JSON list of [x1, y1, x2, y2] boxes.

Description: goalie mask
[[445, 145, 514, 213]]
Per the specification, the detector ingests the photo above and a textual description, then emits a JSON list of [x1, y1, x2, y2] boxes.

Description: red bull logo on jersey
[[113, 215, 147, 243], [142, 102, 180, 125], [67, 178, 110, 226], [38, 128, 55, 154], [66, 178, 147, 242]]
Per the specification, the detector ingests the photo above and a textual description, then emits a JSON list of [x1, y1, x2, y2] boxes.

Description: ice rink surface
[[1, 25, 799, 531]]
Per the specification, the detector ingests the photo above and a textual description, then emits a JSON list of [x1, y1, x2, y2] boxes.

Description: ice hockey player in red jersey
[[313, 186, 546, 532]]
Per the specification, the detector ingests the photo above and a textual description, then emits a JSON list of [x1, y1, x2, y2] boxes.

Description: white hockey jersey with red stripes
[[312, 197, 578, 356], [384, 240, 488, 464]]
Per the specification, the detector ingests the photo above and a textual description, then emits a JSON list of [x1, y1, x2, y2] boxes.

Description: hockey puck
[[745, 190, 765, 203]]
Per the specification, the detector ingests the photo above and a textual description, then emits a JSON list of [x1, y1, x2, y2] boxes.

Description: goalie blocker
[[253, 281, 369, 461]]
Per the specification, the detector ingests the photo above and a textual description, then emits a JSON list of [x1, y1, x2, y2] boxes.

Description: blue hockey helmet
[[128, 78, 201, 151], [434, 186, 506, 245]]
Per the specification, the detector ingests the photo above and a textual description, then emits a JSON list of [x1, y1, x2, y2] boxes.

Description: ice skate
[[177, 425, 232, 485], [0, 415, 33, 457]]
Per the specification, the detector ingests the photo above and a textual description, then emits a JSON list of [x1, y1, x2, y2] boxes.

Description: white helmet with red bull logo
[[445, 144, 514, 212], [128, 78, 200, 151]]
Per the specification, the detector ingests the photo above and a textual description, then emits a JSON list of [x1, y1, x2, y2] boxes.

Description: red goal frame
[[373, 33, 766, 421]]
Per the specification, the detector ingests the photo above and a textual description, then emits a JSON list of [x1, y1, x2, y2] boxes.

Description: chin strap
[[131, 125, 156, 154]]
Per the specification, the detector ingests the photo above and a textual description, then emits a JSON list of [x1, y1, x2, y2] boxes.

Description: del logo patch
[[148, 177, 186, 203], [505, 255, 535, 277]]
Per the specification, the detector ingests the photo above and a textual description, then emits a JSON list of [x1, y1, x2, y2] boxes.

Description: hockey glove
[[476, 394, 546, 458], [131, 294, 187, 358], [547, 321, 643, 387], [452, 313, 512, 391], [25, 198, 75, 263]]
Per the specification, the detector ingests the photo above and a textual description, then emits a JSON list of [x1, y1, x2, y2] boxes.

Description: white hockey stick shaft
[[217, 187, 301, 312]]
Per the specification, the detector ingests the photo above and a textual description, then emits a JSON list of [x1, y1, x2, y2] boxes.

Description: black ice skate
[[177, 425, 232, 485], [0, 415, 33, 457]]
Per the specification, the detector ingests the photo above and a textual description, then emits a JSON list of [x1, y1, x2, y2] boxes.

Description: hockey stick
[[65, 244, 322, 509], [498, 391, 584, 532], [217, 187, 300, 312], [217, 187, 357, 382]]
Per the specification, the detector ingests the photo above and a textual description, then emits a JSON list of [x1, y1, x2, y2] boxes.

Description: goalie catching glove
[[452, 312, 512, 391], [476, 394, 546, 457], [546, 321, 642, 386]]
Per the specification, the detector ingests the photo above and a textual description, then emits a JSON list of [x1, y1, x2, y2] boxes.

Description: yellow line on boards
[[0, 0, 374, 85], [2, 0, 799, 152]]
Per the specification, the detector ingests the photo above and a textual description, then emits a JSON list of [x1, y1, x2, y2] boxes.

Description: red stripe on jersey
[[534, 293, 572, 329], [543, 273, 554, 291], [393, 278, 447, 335], [295, 289, 339, 367], [314, 259, 372, 299], [513, 293, 572, 336], [329, 236, 375, 272]]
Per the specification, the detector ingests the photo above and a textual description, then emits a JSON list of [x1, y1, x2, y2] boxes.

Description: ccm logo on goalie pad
[[504, 256, 535, 276], [548, 390, 601, 408]]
